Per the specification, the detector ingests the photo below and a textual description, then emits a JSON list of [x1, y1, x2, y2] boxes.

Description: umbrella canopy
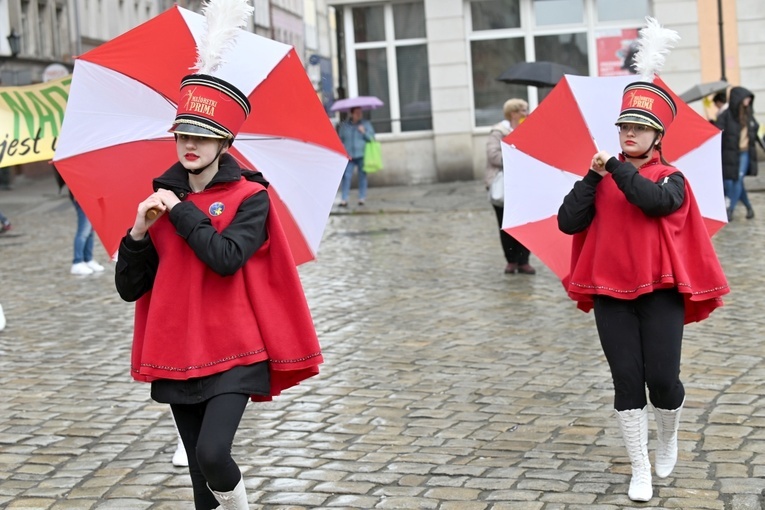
[[497, 61, 579, 88], [53, 6, 347, 264], [678, 80, 729, 103], [330, 96, 384, 112], [501, 75, 725, 280]]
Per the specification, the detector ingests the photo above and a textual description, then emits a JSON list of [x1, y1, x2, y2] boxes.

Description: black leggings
[[171, 393, 249, 510], [593, 289, 686, 411], [492, 204, 530, 265]]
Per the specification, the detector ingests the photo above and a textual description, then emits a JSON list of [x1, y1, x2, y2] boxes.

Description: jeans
[[723, 151, 753, 214], [72, 201, 94, 264], [0, 209, 8, 225], [341, 157, 367, 202]]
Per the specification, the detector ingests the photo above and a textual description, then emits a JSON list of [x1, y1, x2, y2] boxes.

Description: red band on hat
[[172, 75, 250, 139], [617, 82, 677, 132]]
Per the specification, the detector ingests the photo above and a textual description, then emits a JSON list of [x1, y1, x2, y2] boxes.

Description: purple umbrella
[[330, 96, 384, 112]]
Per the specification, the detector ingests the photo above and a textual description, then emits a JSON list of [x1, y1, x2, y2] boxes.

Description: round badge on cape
[[209, 202, 225, 216]]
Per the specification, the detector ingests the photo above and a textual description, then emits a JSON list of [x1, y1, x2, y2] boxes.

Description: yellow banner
[[0, 75, 71, 168]]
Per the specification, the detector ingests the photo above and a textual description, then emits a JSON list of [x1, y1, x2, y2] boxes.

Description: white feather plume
[[632, 16, 680, 82], [193, 0, 254, 75]]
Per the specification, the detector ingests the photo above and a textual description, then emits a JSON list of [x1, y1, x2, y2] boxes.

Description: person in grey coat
[[485, 98, 535, 274]]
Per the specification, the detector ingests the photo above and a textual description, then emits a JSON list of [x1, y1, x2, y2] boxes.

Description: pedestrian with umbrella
[[557, 18, 728, 502], [114, 1, 322, 508], [334, 99, 379, 207]]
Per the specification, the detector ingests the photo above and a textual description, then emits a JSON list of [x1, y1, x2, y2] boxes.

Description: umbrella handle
[[146, 207, 161, 221]]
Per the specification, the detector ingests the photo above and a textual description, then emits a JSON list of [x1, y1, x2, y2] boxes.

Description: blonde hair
[[503, 98, 528, 120]]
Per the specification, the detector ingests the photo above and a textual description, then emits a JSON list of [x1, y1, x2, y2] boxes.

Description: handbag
[[363, 140, 383, 173], [488, 171, 504, 207]]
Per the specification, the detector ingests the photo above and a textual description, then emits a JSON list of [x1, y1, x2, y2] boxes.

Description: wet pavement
[[0, 173, 763, 509]]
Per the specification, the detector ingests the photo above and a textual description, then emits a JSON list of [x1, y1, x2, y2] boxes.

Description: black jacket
[[715, 86, 763, 180], [115, 153, 270, 302], [558, 157, 685, 234]]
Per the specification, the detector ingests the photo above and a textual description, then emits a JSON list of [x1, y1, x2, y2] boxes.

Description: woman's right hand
[[130, 193, 167, 241]]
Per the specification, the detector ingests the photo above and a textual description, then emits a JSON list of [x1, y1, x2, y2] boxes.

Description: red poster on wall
[[596, 28, 640, 77]]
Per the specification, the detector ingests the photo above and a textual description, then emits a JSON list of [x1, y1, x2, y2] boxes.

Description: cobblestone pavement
[[0, 175, 763, 510]]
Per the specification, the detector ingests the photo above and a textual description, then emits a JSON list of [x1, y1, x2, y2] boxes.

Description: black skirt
[[151, 361, 270, 405]]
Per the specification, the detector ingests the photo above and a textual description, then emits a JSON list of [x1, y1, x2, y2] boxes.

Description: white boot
[[210, 476, 248, 510], [652, 398, 684, 478], [171, 430, 188, 467], [170, 414, 188, 467], [615, 407, 653, 502]]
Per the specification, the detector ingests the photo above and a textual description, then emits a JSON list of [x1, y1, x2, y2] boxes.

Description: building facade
[[1, 0, 335, 114], [2, 0, 763, 183], [0, 0, 172, 85], [328, 0, 765, 185]]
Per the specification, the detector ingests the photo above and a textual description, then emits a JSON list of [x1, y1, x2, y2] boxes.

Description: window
[[21, 0, 31, 55], [38, 0, 49, 55], [597, 0, 649, 22], [468, 0, 648, 127], [53, 5, 64, 59], [534, 32, 588, 101], [353, 5, 384, 43], [471, 38, 527, 127], [468, 0, 526, 127], [344, 1, 431, 133], [533, 0, 583, 26], [471, 0, 521, 31]]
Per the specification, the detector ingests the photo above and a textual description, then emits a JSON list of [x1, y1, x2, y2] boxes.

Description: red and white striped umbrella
[[501, 74, 726, 280], [53, 6, 347, 264]]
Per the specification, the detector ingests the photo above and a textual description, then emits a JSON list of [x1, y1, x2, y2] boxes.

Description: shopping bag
[[363, 140, 383, 173], [488, 171, 504, 206]]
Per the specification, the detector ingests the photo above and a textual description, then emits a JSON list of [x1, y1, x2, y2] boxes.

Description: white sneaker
[[85, 260, 105, 272], [71, 262, 94, 275], [0, 304, 6, 332]]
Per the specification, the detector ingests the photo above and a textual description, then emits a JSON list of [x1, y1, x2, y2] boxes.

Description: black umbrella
[[678, 80, 729, 103], [497, 61, 579, 88]]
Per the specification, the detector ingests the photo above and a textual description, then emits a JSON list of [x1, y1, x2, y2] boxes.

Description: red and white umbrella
[[53, 6, 347, 264], [501, 74, 726, 280]]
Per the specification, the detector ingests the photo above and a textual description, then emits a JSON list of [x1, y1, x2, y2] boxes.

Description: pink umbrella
[[330, 96, 384, 112]]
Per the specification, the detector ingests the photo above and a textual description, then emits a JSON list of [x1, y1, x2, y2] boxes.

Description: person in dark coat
[[715, 86, 763, 220]]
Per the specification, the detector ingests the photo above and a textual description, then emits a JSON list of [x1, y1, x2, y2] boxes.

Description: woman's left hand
[[155, 188, 181, 211]]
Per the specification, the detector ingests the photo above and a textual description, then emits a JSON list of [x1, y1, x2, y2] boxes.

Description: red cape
[[131, 178, 322, 399], [563, 154, 729, 323]]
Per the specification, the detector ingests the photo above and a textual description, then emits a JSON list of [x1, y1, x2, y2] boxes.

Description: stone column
[[425, 0, 475, 182]]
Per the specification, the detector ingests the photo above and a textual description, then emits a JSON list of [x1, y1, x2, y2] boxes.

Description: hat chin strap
[[186, 142, 226, 175], [622, 131, 661, 160]]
